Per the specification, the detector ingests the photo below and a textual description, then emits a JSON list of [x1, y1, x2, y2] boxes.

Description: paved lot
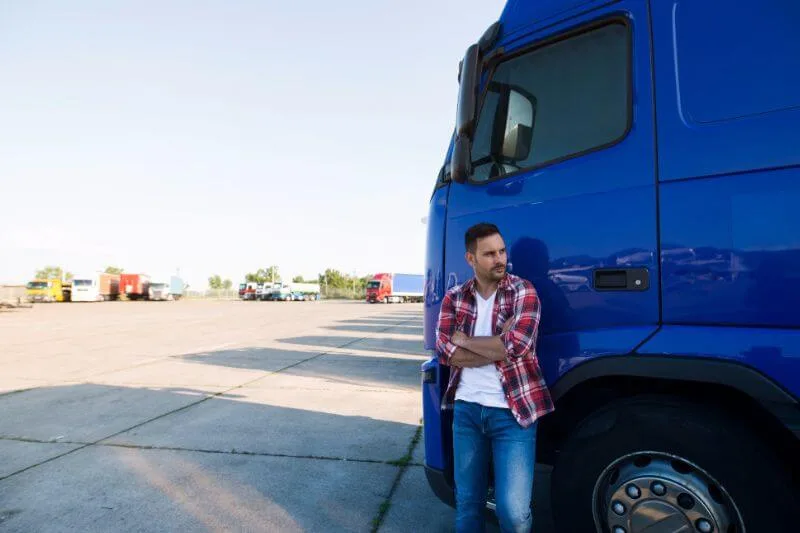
[[0, 300, 553, 532]]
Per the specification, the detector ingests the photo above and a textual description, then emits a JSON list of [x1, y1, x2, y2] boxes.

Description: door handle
[[593, 268, 649, 291]]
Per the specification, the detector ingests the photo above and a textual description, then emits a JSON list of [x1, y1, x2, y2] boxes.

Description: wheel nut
[[651, 482, 667, 496], [612, 501, 626, 515], [696, 519, 713, 533], [678, 493, 695, 510], [626, 484, 641, 499]]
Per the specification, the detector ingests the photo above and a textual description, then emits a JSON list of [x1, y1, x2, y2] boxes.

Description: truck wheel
[[550, 395, 797, 533]]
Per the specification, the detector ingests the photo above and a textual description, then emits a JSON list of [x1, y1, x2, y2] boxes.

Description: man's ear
[[465, 251, 474, 268]]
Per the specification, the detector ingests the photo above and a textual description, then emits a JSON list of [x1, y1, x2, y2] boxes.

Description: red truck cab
[[365, 273, 391, 303]]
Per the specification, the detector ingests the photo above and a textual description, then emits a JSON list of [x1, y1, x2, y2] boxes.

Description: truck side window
[[471, 22, 630, 182]]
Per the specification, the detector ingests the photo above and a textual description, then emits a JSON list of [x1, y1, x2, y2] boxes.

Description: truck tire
[[550, 395, 797, 533]]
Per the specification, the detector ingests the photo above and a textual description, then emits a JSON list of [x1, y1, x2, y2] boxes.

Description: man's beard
[[488, 265, 506, 280]]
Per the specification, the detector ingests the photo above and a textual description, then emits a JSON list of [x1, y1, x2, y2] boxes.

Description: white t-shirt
[[455, 291, 508, 409]]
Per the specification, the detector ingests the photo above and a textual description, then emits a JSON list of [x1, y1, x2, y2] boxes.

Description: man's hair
[[465, 223, 501, 253]]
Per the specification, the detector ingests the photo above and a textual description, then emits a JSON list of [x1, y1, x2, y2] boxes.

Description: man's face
[[466, 233, 507, 283]]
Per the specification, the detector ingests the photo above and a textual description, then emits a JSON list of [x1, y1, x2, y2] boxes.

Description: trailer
[[71, 273, 120, 302], [366, 273, 424, 303], [120, 273, 150, 300]]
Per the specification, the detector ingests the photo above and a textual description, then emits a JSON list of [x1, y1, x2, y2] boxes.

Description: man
[[436, 223, 553, 533]]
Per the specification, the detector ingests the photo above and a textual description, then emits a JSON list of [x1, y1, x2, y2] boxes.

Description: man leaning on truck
[[436, 222, 553, 533]]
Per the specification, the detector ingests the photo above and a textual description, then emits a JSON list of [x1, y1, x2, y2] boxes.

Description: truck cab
[[71, 275, 102, 302], [25, 279, 67, 303], [366, 273, 391, 303], [422, 1, 800, 531], [148, 282, 172, 301]]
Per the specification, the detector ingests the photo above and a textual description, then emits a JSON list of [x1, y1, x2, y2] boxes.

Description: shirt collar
[[462, 273, 513, 296]]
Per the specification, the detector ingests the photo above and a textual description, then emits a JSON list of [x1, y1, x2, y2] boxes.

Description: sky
[[0, 0, 505, 288]]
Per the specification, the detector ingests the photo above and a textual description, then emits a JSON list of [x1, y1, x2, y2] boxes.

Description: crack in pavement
[[0, 435, 409, 465], [370, 425, 423, 533], [0, 316, 421, 483]]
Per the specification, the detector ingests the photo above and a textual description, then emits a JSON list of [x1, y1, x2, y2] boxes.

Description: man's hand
[[501, 319, 514, 334], [452, 330, 468, 347], [450, 347, 493, 368]]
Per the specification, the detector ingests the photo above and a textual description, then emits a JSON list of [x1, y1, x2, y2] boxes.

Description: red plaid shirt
[[435, 273, 553, 428]]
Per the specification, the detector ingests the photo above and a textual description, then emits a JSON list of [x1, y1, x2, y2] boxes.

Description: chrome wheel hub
[[593, 452, 744, 533]]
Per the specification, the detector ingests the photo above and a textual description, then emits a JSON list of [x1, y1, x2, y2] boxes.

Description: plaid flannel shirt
[[435, 273, 554, 428]]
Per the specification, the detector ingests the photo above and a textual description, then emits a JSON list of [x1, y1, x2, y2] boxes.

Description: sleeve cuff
[[500, 331, 517, 358], [443, 340, 458, 359]]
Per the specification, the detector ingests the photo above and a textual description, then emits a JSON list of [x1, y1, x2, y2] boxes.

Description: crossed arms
[[435, 285, 541, 369]]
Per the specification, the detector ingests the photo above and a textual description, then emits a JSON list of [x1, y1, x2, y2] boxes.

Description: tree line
[[207, 267, 374, 292], [33, 265, 124, 281]]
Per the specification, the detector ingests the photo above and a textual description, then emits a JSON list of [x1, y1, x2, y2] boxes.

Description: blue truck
[[421, 1, 800, 531]]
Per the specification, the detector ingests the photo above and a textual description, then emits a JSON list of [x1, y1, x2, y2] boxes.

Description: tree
[[64, 272, 74, 282], [265, 265, 280, 283], [318, 268, 347, 288], [223, 279, 233, 290], [208, 275, 223, 290], [292, 275, 305, 283], [35, 266, 63, 280], [104, 266, 124, 275], [244, 265, 281, 284]]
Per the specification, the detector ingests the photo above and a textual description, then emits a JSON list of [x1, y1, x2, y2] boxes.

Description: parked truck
[[169, 275, 184, 300], [241, 282, 259, 300], [270, 282, 320, 301], [148, 275, 184, 301], [25, 279, 69, 303], [422, 2, 800, 531], [366, 273, 424, 303], [71, 273, 120, 302], [148, 281, 171, 301], [256, 282, 278, 302], [120, 273, 150, 301]]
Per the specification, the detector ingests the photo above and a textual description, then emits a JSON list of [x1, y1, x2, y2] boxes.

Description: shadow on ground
[[176, 346, 424, 391], [324, 323, 425, 336], [276, 336, 425, 357], [0, 382, 418, 532]]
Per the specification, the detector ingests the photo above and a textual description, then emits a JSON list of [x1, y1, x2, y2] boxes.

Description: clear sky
[[0, 0, 505, 288]]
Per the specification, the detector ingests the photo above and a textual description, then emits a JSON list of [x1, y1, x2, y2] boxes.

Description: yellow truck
[[25, 279, 71, 303]]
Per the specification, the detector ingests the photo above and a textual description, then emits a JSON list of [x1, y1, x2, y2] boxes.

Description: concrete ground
[[0, 300, 553, 532]]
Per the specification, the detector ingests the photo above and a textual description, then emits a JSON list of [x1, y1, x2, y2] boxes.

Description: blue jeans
[[453, 400, 537, 533]]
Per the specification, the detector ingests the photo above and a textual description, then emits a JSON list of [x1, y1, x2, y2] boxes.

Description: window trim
[[467, 15, 634, 186]]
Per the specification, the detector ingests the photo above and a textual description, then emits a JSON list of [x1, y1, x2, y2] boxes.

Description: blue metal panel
[[660, 167, 800, 328], [651, 0, 800, 182], [422, 181, 451, 472], [539, 326, 658, 384], [421, 359, 446, 469], [637, 326, 800, 400], [499, 0, 612, 41], [423, 184, 450, 350]]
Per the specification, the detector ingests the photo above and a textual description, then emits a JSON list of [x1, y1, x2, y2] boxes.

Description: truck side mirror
[[452, 44, 480, 184], [497, 88, 535, 162]]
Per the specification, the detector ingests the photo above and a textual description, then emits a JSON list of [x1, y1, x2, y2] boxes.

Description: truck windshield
[[73, 280, 93, 287], [151, 283, 167, 289], [26, 282, 48, 289], [367, 281, 381, 288]]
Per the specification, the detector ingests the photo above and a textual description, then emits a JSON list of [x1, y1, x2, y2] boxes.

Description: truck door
[[444, 1, 658, 385]]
